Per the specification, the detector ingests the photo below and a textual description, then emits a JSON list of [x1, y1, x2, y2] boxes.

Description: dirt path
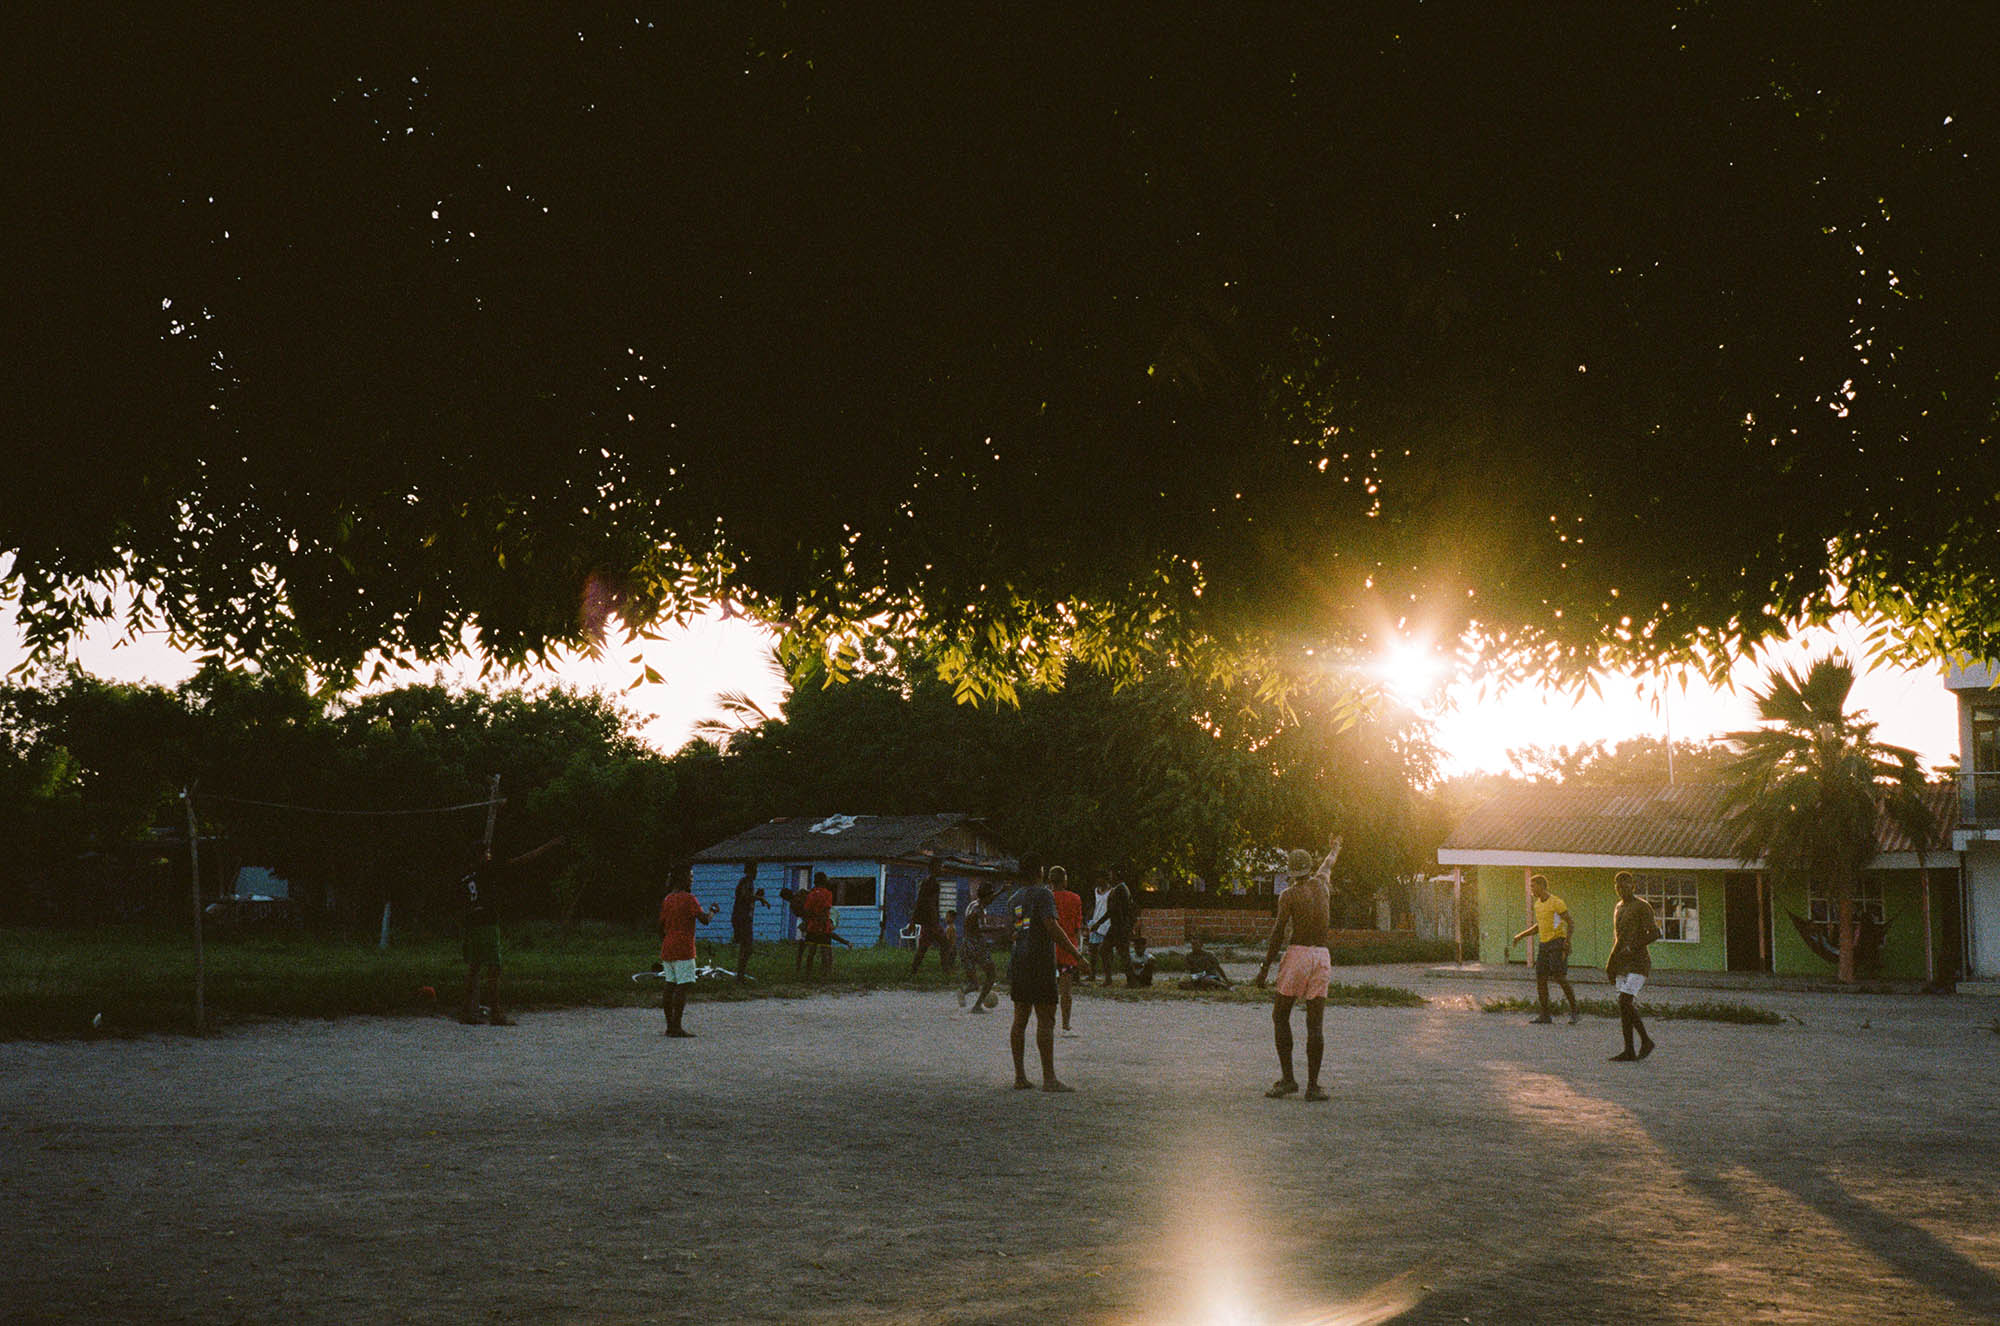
[[5, 972, 2000, 1324]]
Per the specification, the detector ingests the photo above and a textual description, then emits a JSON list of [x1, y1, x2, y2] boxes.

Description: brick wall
[[1139, 907, 1271, 947], [1138, 907, 1413, 949]]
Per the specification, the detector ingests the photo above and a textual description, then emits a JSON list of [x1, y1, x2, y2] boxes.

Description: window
[[1807, 878, 1885, 927], [1631, 872, 1700, 943], [1971, 705, 2000, 820], [826, 874, 878, 907]]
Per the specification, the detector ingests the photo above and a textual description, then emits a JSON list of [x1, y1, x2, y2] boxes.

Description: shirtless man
[[1255, 835, 1341, 1101]]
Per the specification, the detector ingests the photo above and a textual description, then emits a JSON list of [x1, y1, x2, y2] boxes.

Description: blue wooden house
[[689, 813, 1013, 948]]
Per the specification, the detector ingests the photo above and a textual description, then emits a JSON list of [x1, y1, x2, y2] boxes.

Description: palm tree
[[1720, 655, 1935, 983], [689, 690, 781, 751]]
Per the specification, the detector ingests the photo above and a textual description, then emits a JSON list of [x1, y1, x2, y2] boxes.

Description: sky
[[1416, 621, 1960, 777], [1, 603, 1964, 778]]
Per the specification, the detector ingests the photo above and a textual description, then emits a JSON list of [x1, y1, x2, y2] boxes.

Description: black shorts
[[732, 919, 753, 944], [1536, 937, 1570, 979], [1010, 954, 1059, 1006]]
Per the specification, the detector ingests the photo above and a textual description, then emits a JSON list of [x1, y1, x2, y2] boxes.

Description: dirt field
[[6, 968, 2000, 1325]]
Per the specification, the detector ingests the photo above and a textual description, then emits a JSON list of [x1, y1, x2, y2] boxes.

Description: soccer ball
[[981, 993, 999, 1009]]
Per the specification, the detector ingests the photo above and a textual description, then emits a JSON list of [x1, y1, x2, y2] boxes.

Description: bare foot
[[1304, 1085, 1329, 1102], [1265, 1079, 1300, 1098], [1609, 1050, 1639, 1062], [1638, 1040, 1656, 1059], [1041, 1080, 1075, 1093], [1013, 1078, 1035, 1090]]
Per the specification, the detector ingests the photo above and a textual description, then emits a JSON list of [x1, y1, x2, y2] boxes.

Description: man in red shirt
[[657, 867, 713, 1037], [1050, 866, 1085, 1035], [800, 872, 837, 978]]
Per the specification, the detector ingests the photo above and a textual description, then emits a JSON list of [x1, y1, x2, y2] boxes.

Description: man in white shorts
[[1605, 871, 1661, 1061], [657, 867, 714, 1038], [1255, 836, 1342, 1101]]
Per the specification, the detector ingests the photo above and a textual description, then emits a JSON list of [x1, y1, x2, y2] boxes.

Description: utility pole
[[483, 774, 503, 852], [182, 788, 207, 1034]]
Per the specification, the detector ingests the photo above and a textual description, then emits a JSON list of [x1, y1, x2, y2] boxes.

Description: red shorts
[[1273, 945, 1332, 1001]]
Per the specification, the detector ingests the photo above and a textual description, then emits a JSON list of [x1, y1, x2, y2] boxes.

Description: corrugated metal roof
[[693, 813, 1000, 863], [1441, 781, 1957, 860]]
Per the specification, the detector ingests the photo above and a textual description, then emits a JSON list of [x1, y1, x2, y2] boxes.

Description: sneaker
[[487, 1010, 517, 1027], [1566, 1012, 1580, 1026], [1528, 1015, 1554, 1025]]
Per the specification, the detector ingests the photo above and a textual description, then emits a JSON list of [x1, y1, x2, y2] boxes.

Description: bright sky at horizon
[[1421, 622, 1960, 777], [0, 605, 1963, 778]]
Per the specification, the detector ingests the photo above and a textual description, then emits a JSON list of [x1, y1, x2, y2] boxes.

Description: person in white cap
[[1255, 834, 1342, 1101]]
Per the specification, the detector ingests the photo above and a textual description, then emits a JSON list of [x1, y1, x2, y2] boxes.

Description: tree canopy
[[0, 667, 697, 927], [692, 649, 1440, 909], [0, 658, 1439, 928], [12, 4, 1996, 696]]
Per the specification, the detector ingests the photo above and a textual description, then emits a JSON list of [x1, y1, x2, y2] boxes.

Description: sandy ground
[[5, 967, 2000, 1325]]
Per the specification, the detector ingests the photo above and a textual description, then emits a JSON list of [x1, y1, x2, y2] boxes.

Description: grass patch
[[0, 925, 1433, 1038], [1479, 996, 1784, 1025], [1084, 980, 1427, 1009], [0, 925, 969, 1039]]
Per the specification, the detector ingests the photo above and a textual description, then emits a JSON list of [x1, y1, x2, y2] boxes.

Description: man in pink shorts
[[1255, 835, 1341, 1101]]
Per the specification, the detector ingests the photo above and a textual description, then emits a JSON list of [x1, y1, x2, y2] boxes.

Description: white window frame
[[825, 873, 879, 908], [1807, 878, 1885, 927], [1631, 871, 1701, 943]]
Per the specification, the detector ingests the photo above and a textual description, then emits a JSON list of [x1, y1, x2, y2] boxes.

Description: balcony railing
[[1962, 771, 2000, 826]]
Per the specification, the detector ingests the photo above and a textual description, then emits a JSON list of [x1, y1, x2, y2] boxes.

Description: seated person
[[1127, 935, 1156, 987], [1179, 934, 1232, 989]]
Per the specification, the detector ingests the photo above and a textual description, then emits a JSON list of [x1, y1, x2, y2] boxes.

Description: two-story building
[[1948, 660, 2000, 980]]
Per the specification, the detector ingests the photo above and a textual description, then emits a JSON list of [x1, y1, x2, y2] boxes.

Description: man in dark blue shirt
[[909, 863, 947, 974], [730, 860, 765, 982], [1008, 856, 1089, 1091]]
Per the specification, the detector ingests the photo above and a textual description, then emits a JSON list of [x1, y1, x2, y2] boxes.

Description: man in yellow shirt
[[1505, 874, 1578, 1025]]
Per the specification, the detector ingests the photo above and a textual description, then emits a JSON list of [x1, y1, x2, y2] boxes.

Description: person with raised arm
[[1255, 835, 1341, 1101]]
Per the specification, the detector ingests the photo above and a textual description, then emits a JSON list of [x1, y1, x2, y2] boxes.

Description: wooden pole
[[1523, 867, 1535, 967], [1922, 866, 1935, 985], [1757, 871, 1770, 970], [182, 789, 207, 1034], [482, 774, 503, 852], [1453, 869, 1464, 966]]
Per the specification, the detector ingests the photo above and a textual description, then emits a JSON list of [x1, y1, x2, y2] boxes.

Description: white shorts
[[1613, 973, 1646, 997], [660, 958, 698, 985]]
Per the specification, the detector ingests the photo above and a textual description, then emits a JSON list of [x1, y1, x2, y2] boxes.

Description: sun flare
[[1372, 639, 1449, 705]]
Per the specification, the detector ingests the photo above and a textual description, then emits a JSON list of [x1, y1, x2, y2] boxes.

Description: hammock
[[1785, 909, 1895, 968]]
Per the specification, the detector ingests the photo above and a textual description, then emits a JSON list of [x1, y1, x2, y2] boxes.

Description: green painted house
[[1438, 782, 1960, 982]]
